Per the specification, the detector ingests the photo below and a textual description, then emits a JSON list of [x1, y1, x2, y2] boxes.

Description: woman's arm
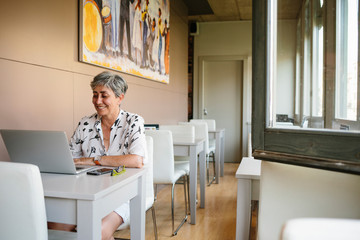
[[74, 154, 143, 168]]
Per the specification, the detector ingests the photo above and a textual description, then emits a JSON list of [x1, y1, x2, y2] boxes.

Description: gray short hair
[[90, 71, 128, 97]]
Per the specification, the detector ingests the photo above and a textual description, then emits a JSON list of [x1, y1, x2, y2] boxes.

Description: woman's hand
[[73, 155, 143, 168], [73, 157, 95, 165], [101, 155, 143, 168]]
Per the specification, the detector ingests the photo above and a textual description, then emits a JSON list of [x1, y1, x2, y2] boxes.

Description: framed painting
[[79, 0, 170, 83]]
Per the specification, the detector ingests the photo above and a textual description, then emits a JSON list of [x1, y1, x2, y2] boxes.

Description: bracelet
[[93, 155, 102, 166]]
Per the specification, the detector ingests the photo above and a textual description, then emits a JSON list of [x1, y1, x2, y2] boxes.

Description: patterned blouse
[[69, 109, 146, 163]]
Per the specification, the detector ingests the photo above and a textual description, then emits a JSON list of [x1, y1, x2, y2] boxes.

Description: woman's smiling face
[[92, 85, 123, 118]]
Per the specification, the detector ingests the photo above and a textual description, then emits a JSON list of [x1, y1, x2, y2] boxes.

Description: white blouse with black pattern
[[69, 109, 146, 163]]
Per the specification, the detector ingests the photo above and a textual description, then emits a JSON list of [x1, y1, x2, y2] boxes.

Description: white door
[[202, 60, 243, 163]]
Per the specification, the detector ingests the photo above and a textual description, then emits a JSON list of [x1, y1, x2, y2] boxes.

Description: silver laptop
[[0, 129, 98, 174]]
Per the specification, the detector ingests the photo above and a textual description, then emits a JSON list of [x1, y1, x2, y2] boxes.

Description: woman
[[70, 71, 145, 170], [53, 71, 146, 240]]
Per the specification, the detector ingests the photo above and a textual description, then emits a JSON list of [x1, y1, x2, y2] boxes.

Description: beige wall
[[0, 0, 188, 161]]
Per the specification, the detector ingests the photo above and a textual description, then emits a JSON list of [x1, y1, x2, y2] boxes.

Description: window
[[335, 0, 358, 121], [252, 0, 360, 174], [312, 0, 324, 119]]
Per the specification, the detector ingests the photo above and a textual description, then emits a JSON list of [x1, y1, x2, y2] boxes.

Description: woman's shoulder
[[120, 110, 144, 123], [77, 113, 98, 125]]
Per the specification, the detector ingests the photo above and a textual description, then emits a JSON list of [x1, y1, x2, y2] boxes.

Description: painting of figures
[[80, 0, 170, 83]]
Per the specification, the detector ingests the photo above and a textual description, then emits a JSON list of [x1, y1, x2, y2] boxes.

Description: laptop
[[0, 129, 98, 174]]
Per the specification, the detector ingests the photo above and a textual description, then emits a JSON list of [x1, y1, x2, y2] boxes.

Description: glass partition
[[270, 0, 359, 132], [252, 0, 360, 174]]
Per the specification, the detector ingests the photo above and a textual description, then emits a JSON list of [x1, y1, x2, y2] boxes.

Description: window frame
[[252, 0, 360, 175]]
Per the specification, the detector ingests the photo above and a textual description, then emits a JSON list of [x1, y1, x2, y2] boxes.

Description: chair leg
[[151, 206, 158, 240], [183, 176, 188, 216], [171, 178, 188, 236], [206, 154, 210, 184], [171, 183, 175, 234], [154, 184, 158, 201], [208, 152, 216, 186], [186, 175, 190, 215]]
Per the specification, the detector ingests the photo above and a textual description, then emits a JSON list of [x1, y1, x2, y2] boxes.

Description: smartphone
[[87, 168, 113, 175]]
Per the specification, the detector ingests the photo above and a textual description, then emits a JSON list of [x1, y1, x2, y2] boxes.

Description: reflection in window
[[303, 0, 311, 118], [335, 0, 358, 121], [274, 0, 359, 132], [312, 0, 324, 118], [295, 18, 301, 122]]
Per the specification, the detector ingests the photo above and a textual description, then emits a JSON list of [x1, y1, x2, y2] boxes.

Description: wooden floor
[[114, 163, 242, 240]]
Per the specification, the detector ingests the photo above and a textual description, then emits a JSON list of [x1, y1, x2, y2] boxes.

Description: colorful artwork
[[80, 0, 170, 83]]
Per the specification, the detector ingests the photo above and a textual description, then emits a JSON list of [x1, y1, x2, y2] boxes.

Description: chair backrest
[[0, 161, 48, 240], [159, 125, 195, 143], [179, 121, 209, 154], [190, 119, 216, 131], [301, 116, 309, 128], [145, 135, 154, 207], [281, 218, 360, 240], [145, 130, 176, 184]]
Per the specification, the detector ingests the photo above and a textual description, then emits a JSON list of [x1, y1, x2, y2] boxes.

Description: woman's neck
[[101, 108, 120, 129]]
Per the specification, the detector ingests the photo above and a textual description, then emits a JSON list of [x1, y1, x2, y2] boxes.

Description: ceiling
[[182, 0, 303, 22]]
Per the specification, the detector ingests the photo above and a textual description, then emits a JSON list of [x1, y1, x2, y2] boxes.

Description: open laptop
[[0, 129, 98, 174]]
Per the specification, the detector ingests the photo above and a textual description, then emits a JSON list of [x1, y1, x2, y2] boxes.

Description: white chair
[[0, 161, 77, 240], [301, 116, 309, 128], [159, 125, 195, 143], [190, 119, 217, 185], [145, 130, 188, 236], [178, 121, 213, 184], [178, 122, 208, 150], [159, 124, 195, 168], [117, 135, 158, 240], [159, 124, 195, 214], [281, 218, 360, 240]]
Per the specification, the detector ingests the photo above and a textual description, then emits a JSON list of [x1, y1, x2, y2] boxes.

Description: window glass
[[272, 0, 359, 132], [312, 0, 324, 118], [335, 0, 358, 121], [295, 18, 301, 122], [252, 0, 360, 174]]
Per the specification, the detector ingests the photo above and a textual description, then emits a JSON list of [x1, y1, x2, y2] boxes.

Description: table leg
[[130, 174, 146, 240], [220, 132, 225, 177], [199, 145, 206, 208], [215, 132, 221, 184], [235, 179, 251, 240], [77, 200, 102, 240], [189, 146, 197, 224]]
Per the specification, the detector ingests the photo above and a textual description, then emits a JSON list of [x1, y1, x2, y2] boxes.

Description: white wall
[[258, 161, 360, 240]]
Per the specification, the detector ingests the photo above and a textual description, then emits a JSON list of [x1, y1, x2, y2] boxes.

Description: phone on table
[[87, 167, 113, 175]]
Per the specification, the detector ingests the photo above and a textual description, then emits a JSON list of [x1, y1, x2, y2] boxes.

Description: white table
[[42, 168, 146, 240], [235, 157, 261, 240], [173, 138, 206, 224], [208, 128, 225, 183]]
